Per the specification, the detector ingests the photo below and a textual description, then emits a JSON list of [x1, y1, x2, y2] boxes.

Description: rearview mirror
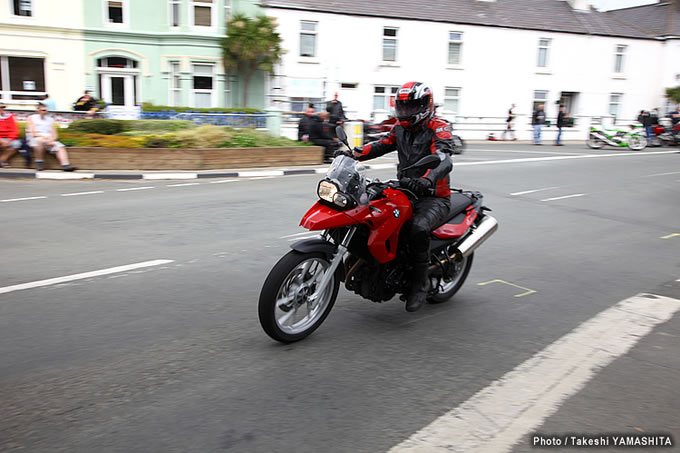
[[335, 125, 351, 151]]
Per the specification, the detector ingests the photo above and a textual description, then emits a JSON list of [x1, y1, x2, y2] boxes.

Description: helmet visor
[[395, 96, 431, 120]]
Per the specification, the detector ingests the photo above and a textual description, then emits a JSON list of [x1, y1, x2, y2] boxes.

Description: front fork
[[309, 226, 356, 303]]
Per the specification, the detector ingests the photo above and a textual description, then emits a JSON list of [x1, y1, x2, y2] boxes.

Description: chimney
[[567, 0, 590, 11]]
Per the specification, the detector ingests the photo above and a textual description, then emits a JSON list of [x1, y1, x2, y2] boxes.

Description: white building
[[264, 0, 680, 140], [0, 0, 85, 111]]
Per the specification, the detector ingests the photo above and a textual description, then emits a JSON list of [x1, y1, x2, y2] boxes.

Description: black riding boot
[[405, 260, 430, 312]]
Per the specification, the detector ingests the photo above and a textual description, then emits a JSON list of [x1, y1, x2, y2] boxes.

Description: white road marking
[[473, 149, 582, 155], [1, 196, 48, 203], [166, 182, 200, 187], [454, 150, 676, 167], [280, 231, 316, 239], [35, 172, 95, 180], [60, 191, 104, 197], [288, 235, 320, 241], [510, 187, 559, 196], [315, 168, 330, 174], [239, 170, 284, 177], [143, 173, 198, 180], [389, 293, 680, 453], [248, 176, 275, 180], [541, 193, 586, 202], [639, 171, 680, 178], [116, 186, 155, 192], [209, 179, 238, 184], [0, 259, 175, 295], [368, 163, 397, 170]]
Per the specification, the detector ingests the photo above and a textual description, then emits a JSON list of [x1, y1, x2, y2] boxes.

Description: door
[[559, 92, 578, 115], [101, 74, 135, 107]]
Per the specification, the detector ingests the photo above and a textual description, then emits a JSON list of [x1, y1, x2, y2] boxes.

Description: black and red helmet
[[395, 81, 434, 129]]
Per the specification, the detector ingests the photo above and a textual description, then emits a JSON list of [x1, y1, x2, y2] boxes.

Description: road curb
[[0, 163, 399, 181]]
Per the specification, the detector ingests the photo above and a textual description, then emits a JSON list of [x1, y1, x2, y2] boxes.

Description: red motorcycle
[[258, 128, 498, 343]]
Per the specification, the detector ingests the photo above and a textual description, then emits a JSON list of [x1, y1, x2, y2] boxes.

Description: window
[[299, 21, 317, 57], [12, 0, 32, 16], [0, 56, 45, 100], [537, 39, 550, 68], [192, 0, 213, 27], [383, 27, 398, 62], [448, 32, 463, 65], [170, 0, 180, 27], [533, 90, 548, 112], [192, 63, 214, 108], [443, 87, 460, 114], [97, 57, 137, 68], [106, 1, 124, 24], [169, 62, 182, 106], [609, 93, 622, 118], [614, 45, 626, 73], [224, 0, 231, 21], [373, 85, 399, 111]]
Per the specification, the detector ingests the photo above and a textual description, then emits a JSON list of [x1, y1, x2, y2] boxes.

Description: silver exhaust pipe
[[456, 215, 498, 257]]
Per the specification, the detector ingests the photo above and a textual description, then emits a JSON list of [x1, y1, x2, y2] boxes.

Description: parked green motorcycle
[[587, 125, 647, 150]]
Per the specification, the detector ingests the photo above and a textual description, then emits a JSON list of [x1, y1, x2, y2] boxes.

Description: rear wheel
[[258, 251, 340, 343], [428, 253, 474, 304], [628, 135, 647, 151], [586, 134, 604, 149]]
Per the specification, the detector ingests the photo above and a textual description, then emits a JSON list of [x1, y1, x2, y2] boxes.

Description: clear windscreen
[[326, 155, 368, 205]]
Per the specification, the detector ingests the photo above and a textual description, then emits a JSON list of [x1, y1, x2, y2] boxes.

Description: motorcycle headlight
[[318, 180, 338, 203], [333, 193, 349, 207]]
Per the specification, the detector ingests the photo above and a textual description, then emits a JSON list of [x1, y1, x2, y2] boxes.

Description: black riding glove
[[333, 148, 354, 159], [402, 177, 433, 196]]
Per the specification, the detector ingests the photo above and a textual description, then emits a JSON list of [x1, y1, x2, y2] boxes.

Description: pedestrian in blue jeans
[[555, 105, 566, 146], [532, 104, 546, 145]]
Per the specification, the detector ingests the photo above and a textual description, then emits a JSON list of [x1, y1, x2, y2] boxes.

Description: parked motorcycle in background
[[258, 126, 497, 343], [586, 124, 647, 150]]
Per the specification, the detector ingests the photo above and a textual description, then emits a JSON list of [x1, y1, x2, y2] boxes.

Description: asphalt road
[[1, 144, 679, 452]]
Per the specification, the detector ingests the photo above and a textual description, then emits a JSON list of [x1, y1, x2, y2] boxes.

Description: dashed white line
[[116, 186, 155, 192], [60, 191, 104, 197], [167, 182, 200, 187], [639, 171, 680, 178], [288, 235, 319, 241], [0, 259, 175, 295], [248, 176, 276, 180], [209, 179, 238, 184], [1, 196, 48, 203], [389, 293, 680, 453], [280, 231, 316, 239], [541, 193, 586, 202], [510, 187, 559, 196]]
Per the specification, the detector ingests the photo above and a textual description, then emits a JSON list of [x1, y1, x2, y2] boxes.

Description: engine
[[343, 256, 404, 302]]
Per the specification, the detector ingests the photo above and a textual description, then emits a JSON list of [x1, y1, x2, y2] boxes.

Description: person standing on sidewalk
[[326, 92, 346, 137], [555, 105, 566, 146], [532, 104, 546, 145], [501, 104, 517, 141]]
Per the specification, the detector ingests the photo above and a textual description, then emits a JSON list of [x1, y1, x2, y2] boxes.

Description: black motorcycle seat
[[444, 193, 473, 223]]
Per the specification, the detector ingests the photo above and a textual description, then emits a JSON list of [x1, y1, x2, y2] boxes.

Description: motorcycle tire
[[586, 135, 604, 149], [428, 252, 474, 304], [628, 135, 647, 151], [258, 250, 341, 343], [452, 135, 465, 154]]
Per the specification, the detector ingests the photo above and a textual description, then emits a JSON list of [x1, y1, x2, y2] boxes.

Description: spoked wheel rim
[[274, 257, 335, 335], [434, 254, 469, 293], [628, 136, 646, 150]]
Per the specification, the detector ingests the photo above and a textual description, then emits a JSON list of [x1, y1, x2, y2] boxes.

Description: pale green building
[[83, 0, 265, 109]]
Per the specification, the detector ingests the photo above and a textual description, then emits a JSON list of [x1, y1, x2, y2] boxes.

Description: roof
[[606, 1, 680, 37], [262, 0, 657, 39]]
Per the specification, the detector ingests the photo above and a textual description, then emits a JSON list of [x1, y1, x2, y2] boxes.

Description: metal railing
[[140, 110, 268, 128]]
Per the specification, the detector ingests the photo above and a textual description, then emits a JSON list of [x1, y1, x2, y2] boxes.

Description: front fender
[[290, 238, 345, 280]]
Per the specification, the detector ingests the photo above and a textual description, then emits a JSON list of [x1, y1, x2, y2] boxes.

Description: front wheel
[[258, 251, 340, 343], [428, 252, 474, 304], [628, 135, 647, 151], [586, 134, 604, 149], [452, 135, 465, 154]]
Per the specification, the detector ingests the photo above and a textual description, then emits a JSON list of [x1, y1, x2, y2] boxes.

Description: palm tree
[[221, 14, 284, 107]]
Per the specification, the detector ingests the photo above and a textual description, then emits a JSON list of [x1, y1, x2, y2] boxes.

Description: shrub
[[174, 125, 233, 148], [68, 119, 130, 135], [141, 103, 263, 114], [143, 133, 182, 148], [125, 120, 194, 132]]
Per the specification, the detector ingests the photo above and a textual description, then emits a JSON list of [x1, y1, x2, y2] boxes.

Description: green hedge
[[141, 103, 264, 114], [68, 119, 194, 135]]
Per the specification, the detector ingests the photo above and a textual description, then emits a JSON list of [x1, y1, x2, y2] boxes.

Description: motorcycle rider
[[350, 81, 453, 312]]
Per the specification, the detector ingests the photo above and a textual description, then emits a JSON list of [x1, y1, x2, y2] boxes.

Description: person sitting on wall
[[73, 90, 99, 117], [0, 103, 21, 168], [309, 111, 338, 164], [28, 104, 77, 171]]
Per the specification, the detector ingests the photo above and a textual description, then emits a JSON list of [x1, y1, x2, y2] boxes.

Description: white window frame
[[169, 0, 181, 28], [533, 90, 548, 111], [190, 0, 216, 30], [299, 21, 317, 58], [191, 63, 215, 108], [12, 0, 32, 17], [443, 87, 461, 115], [614, 45, 626, 73], [169, 61, 182, 107], [103, 0, 128, 26], [0, 55, 46, 103], [373, 85, 399, 112], [224, 0, 231, 21], [447, 32, 463, 66], [382, 27, 398, 62], [537, 38, 550, 68], [608, 93, 622, 118]]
